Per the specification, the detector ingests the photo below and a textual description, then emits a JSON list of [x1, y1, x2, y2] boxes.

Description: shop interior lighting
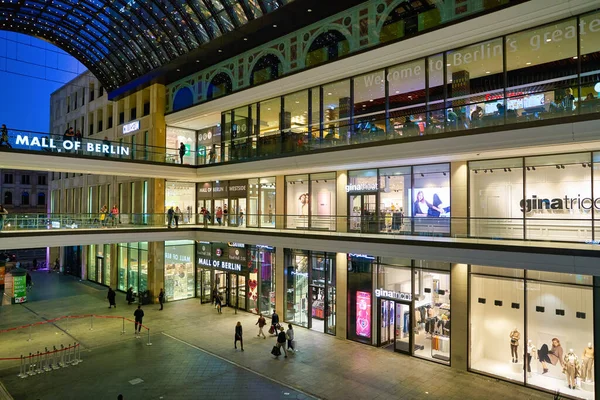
[[556, 309, 565, 316], [424, 288, 431, 293], [474, 170, 478, 174], [442, 172, 446, 176], [536, 306, 545, 313], [420, 173, 424, 177], [494, 300, 502, 306], [511, 302, 520, 309], [577, 312, 586, 319], [478, 298, 486, 304]]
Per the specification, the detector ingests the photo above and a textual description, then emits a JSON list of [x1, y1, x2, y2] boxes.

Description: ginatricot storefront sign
[[346, 183, 378, 193], [16, 135, 130, 156], [375, 288, 412, 301], [122, 120, 140, 135]]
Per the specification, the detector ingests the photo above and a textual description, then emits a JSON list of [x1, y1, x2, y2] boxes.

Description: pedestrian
[[26, 272, 32, 291], [270, 310, 279, 336], [107, 287, 116, 308], [256, 314, 267, 339], [75, 129, 82, 142], [223, 204, 228, 225], [239, 210, 244, 226], [0, 205, 8, 231], [215, 293, 222, 314], [133, 305, 144, 336], [118, 395, 124, 400], [158, 288, 165, 310], [53, 257, 60, 272], [216, 207, 223, 225], [111, 205, 119, 227], [126, 287, 134, 305], [286, 323, 295, 352], [99, 205, 108, 228], [167, 206, 174, 228], [179, 142, 186, 164], [234, 321, 244, 351], [174, 206, 181, 228], [276, 326, 288, 358], [0, 124, 11, 148]]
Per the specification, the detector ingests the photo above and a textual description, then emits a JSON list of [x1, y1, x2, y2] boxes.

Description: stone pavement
[[0, 272, 552, 400]]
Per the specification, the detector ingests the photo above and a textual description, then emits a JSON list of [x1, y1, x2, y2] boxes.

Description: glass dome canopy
[[0, 0, 292, 91]]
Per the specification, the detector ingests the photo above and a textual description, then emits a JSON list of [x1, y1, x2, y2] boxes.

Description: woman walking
[[234, 321, 244, 351], [286, 323, 295, 352]]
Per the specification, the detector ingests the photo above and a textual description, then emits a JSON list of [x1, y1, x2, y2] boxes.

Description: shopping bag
[[268, 326, 275, 335], [271, 346, 281, 356]]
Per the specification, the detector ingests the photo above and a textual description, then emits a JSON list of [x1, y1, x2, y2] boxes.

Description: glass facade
[[286, 173, 336, 231], [247, 177, 276, 228], [470, 266, 593, 399], [166, 126, 196, 165], [86, 244, 111, 286], [165, 181, 196, 225], [285, 249, 336, 335], [117, 242, 148, 294], [164, 240, 195, 301]]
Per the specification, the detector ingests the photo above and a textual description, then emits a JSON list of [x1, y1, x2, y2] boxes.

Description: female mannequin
[[509, 328, 520, 363], [524, 340, 536, 376], [538, 337, 564, 374], [582, 343, 594, 382], [563, 349, 580, 389]]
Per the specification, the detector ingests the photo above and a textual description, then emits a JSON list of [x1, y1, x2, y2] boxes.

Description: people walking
[[158, 288, 165, 310], [26, 272, 32, 291], [167, 206, 174, 228], [133, 305, 144, 336], [276, 326, 288, 358], [216, 207, 223, 225], [174, 206, 182, 228], [107, 287, 116, 308], [286, 324, 295, 352], [234, 321, 244, 351], [126, 287, 134, 305], [256, 314, 267, 339], [99, 205, 108, 228], [53, 257, 60, 272], [0, 124, 11, 148], [270, 310, 280, 336], [110, 205, 119, 227], [0, 205, 8, 231], [215, 292, 222, 313], [179, 142, 186, 164]]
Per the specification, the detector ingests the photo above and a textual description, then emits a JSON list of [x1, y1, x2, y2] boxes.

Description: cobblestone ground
[[0, 271, 552, 400]]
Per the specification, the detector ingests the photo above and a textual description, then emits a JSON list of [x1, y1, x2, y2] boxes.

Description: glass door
[[96, 257, 104, 285], [199, 268, 213, 303], [395, 302, 411, 354], [348, 194, 377, 232], [215, 271, 228, 306], [379, 299, 394, 348], [230, 273, 238, 308], [238, 275, 246, 311], [197, 199, 213, 224]]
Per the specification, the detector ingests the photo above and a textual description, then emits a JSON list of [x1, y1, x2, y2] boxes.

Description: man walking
[[270, 310, 280, 336], [107, 287, 116, 308], [256, 314, 267, 339], [134, 305, 144, 337], [276, 326, 288, 358], [158, 288, 165, 310], [167, 206, 174, 228], [179, 142, 186, 164]]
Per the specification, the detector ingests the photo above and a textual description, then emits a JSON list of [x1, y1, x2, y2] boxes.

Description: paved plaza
[[0, 271, 552, 400]]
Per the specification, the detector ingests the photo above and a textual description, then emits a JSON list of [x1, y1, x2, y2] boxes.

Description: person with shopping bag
[[273, 326, 288, 358]]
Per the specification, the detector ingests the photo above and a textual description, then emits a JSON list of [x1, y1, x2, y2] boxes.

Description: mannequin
[[563, 349, 580, 390], [509, 328, 520, 363], [523, 340, 536, 376], [582, 343, 594, 383]]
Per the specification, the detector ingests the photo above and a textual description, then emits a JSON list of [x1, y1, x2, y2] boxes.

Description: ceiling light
[[395, 91, 400, 94], [196, 60, 199, 63], [176, 68, 180, 72], [327, 92, 332, 95], [307, 8, 312, 12], [243, 38, 248, 41], [369, 99, 373, 102], [573, 56, 578, 59], [295, 101, 299, 104], [273, 24, 277, 28], [526, 62, 531, 65], [546, 38, 552, 42], [485, 71, 490, 74], [218, 49, 222, 53], [446, 64, 451, 67]]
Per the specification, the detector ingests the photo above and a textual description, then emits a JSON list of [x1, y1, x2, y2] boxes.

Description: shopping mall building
[[2, 0, 600, 398]]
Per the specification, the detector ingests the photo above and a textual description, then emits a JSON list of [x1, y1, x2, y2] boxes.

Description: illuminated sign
[[15, 135, 130, 156], [346, 183, 378, 193], [228, 242, 245, 248], [197, 257, 242, 272], [349, 253, 375, 260], [375, 288, 412, 301], [122, 120, 140, 135], [356, 291, 371, 338]]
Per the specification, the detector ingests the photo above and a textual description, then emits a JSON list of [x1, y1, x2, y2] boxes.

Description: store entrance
[[378, 298, 411, 354], [214, 271, 247, 311], [349, 194, 377, 232], [95, 256, 104, 285]]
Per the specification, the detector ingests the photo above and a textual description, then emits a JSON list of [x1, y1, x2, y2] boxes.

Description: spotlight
[[490, 169, 494, 173], [561, 165, 565, 169], [556, 165, 560, 169], [420, 173, 424, 177], [526, 167, 530, 171], [474, 170, 478, 174]]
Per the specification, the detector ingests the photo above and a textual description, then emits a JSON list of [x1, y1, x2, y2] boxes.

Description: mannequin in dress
[[523, 340, 536, 376], [564, 349, 580, 390], [582, 343, 594, 382], [509, 328, 520, 363]]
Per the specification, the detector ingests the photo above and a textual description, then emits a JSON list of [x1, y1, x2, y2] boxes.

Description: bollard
[[51, 346, 59, 370], [44, 348, 51, 372], [71, 343, 79, 366], [18, 355, 27, 378], [65, 344, 71, 365], [58, 345, 65, 368], [121, 317, 125, 334], [77, 343, 83, 364], [146, 328, 152, 346], [36, 351, 43, 374], [27, 324, 32, 342], [27, 353, 35, 376], [89, 315, 94, 331]]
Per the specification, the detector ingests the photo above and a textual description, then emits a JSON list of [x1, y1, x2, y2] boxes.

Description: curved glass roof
[[0, 0, 292, 91]]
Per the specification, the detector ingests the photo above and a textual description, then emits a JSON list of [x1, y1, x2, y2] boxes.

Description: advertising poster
[[411, 188, 450, 217], [0, 266, 5, 285], [356, 291, 371, 338], [13, 275, 27, 304]]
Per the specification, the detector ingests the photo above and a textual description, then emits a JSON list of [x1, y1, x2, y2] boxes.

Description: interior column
[[275, 175, 285, 229], [450, 161, 467, 238], [275, 246, 285, 318], [148, 241, 165, 304], [337, 171, 348, 233], [450, 263, 468, 371], [336, 252, 347, 339]]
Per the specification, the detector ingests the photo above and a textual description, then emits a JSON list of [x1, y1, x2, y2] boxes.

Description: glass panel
[[470, 275, 525, 383], [309, 87, 321, 141], [327, 265, 336, 336], [259, 247, 275, 316], [595, 152, 600, 240], [310, 172, 336, 231], [166, 127, 196, 165], [579, 11, 600, 115], [388, 59, 427, 137], [139, 244, 148, 293], [379, 167, 411, 234], [259, 177, 276, 228], [285, 251, 309, 328], [258, 98, 280, 157], [286, 175, 309, 229], [347, 254, 374, 344], [506, 18, 578, 123], [104, 244, 111, 286], [165, 181, 196, 225], [380, 299, 391, 345], [248, 178, 259, 228], [238, 275, 246, 310], [283, 91, 309, 153], [322, 80, 351, 147], [164, 240, 195, 301], [395, 303, 410, 353], [412, 164, 450, 234], [469, 158, 524, 239], [353, 69, 386, 144]]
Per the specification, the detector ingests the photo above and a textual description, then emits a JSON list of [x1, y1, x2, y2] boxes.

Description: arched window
[[21, 191, 29, 206], [379, 3, 437, 44], [305, 30, 350, 68], [4, 191, 12, 205], [37, 192, 46, 206], [207, 72, 233, 100], [172, 87, 194, 111], [250, 54, 282, 85]]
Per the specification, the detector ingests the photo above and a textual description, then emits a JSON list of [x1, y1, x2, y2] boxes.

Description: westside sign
[[15, 135, 130, 156]]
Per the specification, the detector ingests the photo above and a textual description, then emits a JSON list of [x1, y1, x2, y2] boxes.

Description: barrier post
[[77, 343, 83, 364], [146, 328, 152, 346], [58, 345, 65, 368], [18, 355, 27, 378], [36, 351, 42, 374], [27, 324, 32, 342], [71, 343, 80, 365], [44, 347, 51, 372], [51, 346, 59, 370], [27, 353, 35, 376], [121, 317, 125, 334], [89, 315, 94, 331], [66, 344, 71, 365]]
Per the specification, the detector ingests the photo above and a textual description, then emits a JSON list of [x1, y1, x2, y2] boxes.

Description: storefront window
[[525, 153, 592, 242], [353, 69, 386, 143], [309, 87, 321, 140], [118, 242, 148, 294], [388, 59, 427, 137], [594, 152, 600, 240], [506, 18, 578, 121], [197, 124, 221, 165], [118, 244, 127, 291], [283, 91, 308, 153], [258, 98, 280, 157], [196, 241, 213, 304], [379, 167, 410, 234], [347, 254, 375, 344], [165, 181, 196, 225], [248, 245, 276, 316], [87, 244, 96, 282], [164, 240, 195, 301], [412, 164, 450, 234], [286, 250, 309, 328], [469, 158, 524, 239], [322, 79, 350, 145], [310, 172, 336, 231], [286, 174, 309, 229], [166, 126, 196, 165], [260, 177, 275, 228], [104, 244, 111, 286], [579, 11, 600, 114], [470, 266, 593, 399], [347, 169, 378, 232]]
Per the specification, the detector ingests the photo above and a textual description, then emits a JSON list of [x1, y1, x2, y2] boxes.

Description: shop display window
[[87, 244, 96, 282], [469, 158, 524, 239], [347, 254, 375, 344], [117, 242, 148, 294], [255, 246, 276, 316], [283, 91, 308, 152], [118, 244, 127, 291], [525, 153, 592, 242], [348, 169, 378, 232], [286, 174, 309, 229], [164, 240, 195, 302], [286, 250, 309, 328], [103, 244, 111, 286], [470, 266, 594, 400], [353, 69, 386, 143], [165, 181, 196, 225], [166, 126, 196, 165], [579, 11, 600, 114], [259, 177, 275, 228], [197, 124, 221, 165], [388, 59, 427, 137], [258, 98, 280, 157], [322, 79, 350, 145], [309, 87, 321, 140], [412, 164, 450, 234], [379, 167, 411, 234], [413, 265, 450, 364], [310, 172, 336, 231]]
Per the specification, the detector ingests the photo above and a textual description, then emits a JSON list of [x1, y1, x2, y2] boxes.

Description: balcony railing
[[2, 213, 600, 246]]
